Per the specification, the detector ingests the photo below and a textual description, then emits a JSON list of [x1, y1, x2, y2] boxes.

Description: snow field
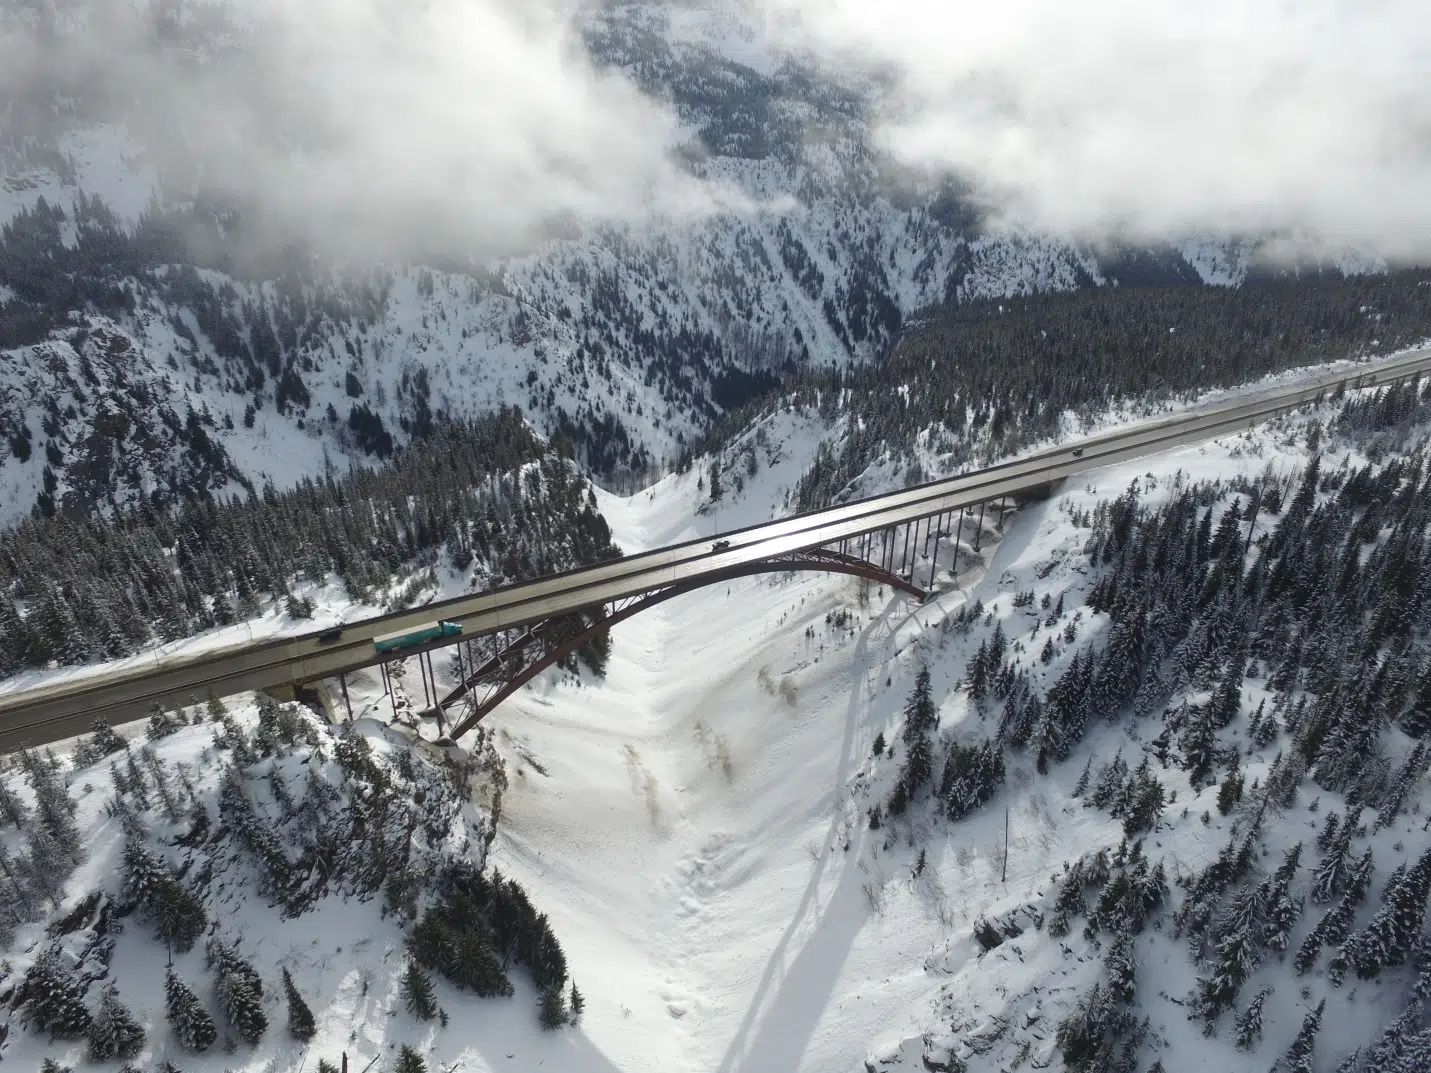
[[4, 383, 1430, 1073], [463, 391, 1431, 1071]]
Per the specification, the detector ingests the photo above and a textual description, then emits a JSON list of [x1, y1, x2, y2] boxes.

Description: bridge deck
[[1, 350, 1428, 750]]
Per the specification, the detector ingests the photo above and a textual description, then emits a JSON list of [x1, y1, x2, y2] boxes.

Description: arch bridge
[[0, 348, 1428, 752]]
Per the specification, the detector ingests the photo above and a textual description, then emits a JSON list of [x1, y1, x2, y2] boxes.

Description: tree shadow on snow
[[714, 612, 887, 1073]]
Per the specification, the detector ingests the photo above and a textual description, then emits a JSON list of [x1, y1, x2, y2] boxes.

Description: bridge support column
[[338, 673, 353, 721], [973, 501, 987, 553], [928, 512, 945, 590], [434, 548, 925, 739], [380, 661, 396, 720]]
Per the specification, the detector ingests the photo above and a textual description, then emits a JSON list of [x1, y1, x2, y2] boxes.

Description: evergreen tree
[[1121, 759, 1167, 836], [1313, 816, 1356, 903], [22, 748, 80, 861], [889, 667, 938, 815], [539, 984, 569, 1029], [87, 982, 146, 1062], [1316, 810, 1341, 853], [22, 947, 92, 1040], [73, 719, 127, 768], [1090, 752, 1129, 811], [400, 959, 438, 1021], [1337, 846, 1431, 979], [1217, 760, 1244, 815], [147, 703, 184, 740], [206, 939, 267, 1044], [121, 836, 167, 907], [1298, 848, 1376, 975], [1387, 1029, 1431, 1073], [1194, 926, 1255, 1026], [282, 967, 317, 1042], [123, 838, 206, 952], [1234, 987, 1271, 1051], [1363, 1000, 1424, 1073], [165, 970, 217, 1053], [1263, 843, 1305, 956], [939, 737, 1005, 821], [395, 1044, 427, 1073], [570, 980, 585, 1025], [153, 876, 208, 953], [448, 926, 513, 998], [1072, 755, 1093, 798], [1375, 743, 1429, 831], [1179, 701, 1219, 788], [1402, 666, 1431, 738], [1273, 999, 1325, 1073], [0, 777, 29, 827]]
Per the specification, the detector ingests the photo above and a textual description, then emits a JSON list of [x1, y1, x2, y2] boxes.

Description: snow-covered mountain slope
[[5, 378, 1430, 1072], [3, 0, 1382, 522]]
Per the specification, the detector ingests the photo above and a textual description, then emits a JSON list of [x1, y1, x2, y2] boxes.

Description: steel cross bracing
[[433, 545, 933, 738], [0, 347, 1428, 752]]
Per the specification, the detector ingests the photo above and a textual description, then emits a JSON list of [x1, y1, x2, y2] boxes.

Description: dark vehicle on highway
[[317, 625, 345, 643], [712, 539, 731, 552]]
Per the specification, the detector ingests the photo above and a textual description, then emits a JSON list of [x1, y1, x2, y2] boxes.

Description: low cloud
[[766, 0, 1431, 261], [2, 0, 732, 262]]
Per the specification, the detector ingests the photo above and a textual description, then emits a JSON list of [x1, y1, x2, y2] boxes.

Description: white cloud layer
[[2, 0, 731, 261], [765, 0, 1431, 260], [5, 0, 1427, 264]]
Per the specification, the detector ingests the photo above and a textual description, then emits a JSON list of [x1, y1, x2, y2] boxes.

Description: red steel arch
[[437, 549, 925, 740]]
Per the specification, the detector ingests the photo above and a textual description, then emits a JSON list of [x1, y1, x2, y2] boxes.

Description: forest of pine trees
[[873, 378, 1431, 1071], [2, 687, 578, 1066], [0, 407, 620, 674], [782, 270, 1431, 510]]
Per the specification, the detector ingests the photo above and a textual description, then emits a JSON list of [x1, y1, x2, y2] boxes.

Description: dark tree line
[[786, 270, 1431, 510], [0, 407, 620, 674]]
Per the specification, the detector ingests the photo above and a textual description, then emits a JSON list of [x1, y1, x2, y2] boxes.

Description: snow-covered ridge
[[1, 0, 1335, 521], [3, 379, 1431, 1071]]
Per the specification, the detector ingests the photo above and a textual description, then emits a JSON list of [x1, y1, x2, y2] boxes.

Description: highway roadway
[[2, 349, 1429, 751]]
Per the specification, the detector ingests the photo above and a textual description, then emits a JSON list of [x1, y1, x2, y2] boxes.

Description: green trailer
[[373, 620, 464, 654]]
